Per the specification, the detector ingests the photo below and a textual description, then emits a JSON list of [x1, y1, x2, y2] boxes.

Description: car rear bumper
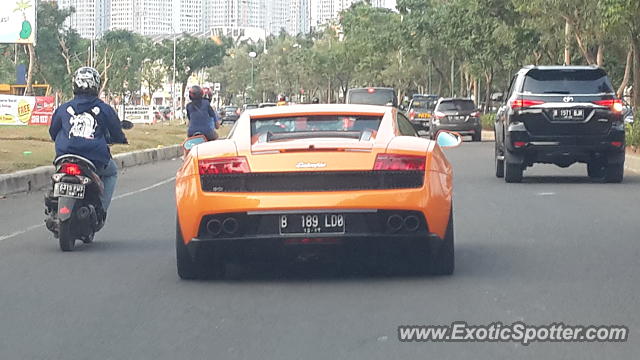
[[433, 123, 481, 135], [506, 126, 626, 165], [185, 232, 445, 263]]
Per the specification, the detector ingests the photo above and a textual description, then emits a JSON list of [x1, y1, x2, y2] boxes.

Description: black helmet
[[311, 97, 320, 104], [73, 67, 101, 96], [189, 85, 204, 101]]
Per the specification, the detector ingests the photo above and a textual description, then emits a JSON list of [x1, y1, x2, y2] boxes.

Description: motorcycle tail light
[[60, 163, 82, 176]]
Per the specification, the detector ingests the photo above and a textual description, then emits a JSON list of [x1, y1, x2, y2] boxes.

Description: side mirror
[[491, 92, 503, 102], [121, 120, 134, 130], [624, 115, 634, 124], [436, 131, 462, 148], [182, 135, 208, 155]]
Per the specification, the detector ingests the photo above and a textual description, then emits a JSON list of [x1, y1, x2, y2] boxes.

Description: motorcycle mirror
[[121, 120, 134, 130]]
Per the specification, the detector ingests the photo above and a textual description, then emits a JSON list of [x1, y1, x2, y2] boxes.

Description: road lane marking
[[537, 192, 556, 196], [0, 176, 176, 243]]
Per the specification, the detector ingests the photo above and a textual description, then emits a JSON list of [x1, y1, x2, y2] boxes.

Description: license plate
[[279, 214, 345, 235], [553, 109, 584, 120], [53, 182, 85, 199]]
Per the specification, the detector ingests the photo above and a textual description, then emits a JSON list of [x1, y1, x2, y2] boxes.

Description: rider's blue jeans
[[95, 159, 118, 212]]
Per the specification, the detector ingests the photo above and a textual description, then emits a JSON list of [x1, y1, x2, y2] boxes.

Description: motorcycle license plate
[[54, 182, 86, 199], [279, 213, 345, 235]]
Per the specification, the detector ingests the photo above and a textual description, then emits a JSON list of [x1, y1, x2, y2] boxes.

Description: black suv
[[494, 66, 625, 183], [431, 98, 482, 141]]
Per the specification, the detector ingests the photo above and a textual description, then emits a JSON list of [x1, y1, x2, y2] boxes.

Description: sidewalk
[[0, 145, 181, 197]]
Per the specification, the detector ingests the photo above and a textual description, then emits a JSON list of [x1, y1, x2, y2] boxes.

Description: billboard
[[0, 95, 54, 126], [0, 0, 37, 44]]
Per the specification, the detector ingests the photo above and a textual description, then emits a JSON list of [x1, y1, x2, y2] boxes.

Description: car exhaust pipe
[[386, 215, 403, 233], [222, 217, 239, 235], [403, 215, 420, 232], [206, 219, 223, 236]]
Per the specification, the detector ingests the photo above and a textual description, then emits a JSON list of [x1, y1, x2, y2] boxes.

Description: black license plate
[[553, 109, 584, 120], [53, 182, 85, 199], [279, 213, 345, 235]]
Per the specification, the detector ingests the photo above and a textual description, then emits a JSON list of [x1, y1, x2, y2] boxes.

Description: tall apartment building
[[56, 0, 109, 38], [311, 0, 395, 29], [109, 0, 173, 35]]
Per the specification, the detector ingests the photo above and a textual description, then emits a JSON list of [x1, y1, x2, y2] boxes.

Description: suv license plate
[[53, 182, 85, 199], [279, 214, 345, 235], [553, 109, 584, 120]]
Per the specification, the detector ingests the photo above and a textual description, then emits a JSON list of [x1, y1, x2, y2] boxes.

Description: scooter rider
[[186, 85, 219, 141], [201, 87, 221, 131], [49, 66, 128, 222]]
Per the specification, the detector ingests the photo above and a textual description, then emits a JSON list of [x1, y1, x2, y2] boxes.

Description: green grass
[[0, 122, 232, 174]]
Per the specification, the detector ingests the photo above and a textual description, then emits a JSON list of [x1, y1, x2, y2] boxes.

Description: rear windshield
[[251, 115, 382, 138], [347, 89, 396, 106], [411, 97, 437, 110], [436, 100, 476, 112], [225, 107, 238, 112], [245, 105, 258, 109], [522, 69, 614, 94]]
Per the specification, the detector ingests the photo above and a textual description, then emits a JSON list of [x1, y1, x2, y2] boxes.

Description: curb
[[0, 145, 181, 197], [480, 130, 640, 174]]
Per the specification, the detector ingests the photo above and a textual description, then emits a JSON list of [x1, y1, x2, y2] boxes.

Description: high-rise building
[[310, 0, 395, 29], [109, 0, 173, 35], [57, 0, 108, 38]]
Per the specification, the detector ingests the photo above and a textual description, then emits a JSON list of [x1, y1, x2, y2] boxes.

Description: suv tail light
[[409, 109, 416, 121], [510, 99, 545, 110], [433, 111, 446, 119], [59, 163, 82, 176], [470, 111, 481, 117], [199, 157, 251, 175], [373, 154, 426, 171], [593, 99, 623, 113]]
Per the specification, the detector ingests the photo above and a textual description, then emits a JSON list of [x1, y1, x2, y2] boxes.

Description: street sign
[[213, 83, 221, 91]]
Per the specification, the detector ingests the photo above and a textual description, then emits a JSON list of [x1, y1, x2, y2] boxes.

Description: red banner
[[29, 96, 55, 125]]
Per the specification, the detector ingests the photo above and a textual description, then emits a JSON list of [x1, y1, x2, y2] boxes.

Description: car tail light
[[513, 141, 528, 148], [409, 110, 416, 120], [433, 111, 446, 119], [610, 141, 623, 147], [593, 99, 623, 113], [510, 99, 544, 110], [373, 154, 426, 171], [236, 108, 241, 115], [367, 88, 376, 93], [59, 163, 82, 176], [470, 111, 481, 117], [199, 157, 251, 175]]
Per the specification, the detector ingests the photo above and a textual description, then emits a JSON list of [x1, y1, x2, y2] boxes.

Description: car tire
[[504, 150, 523, 183], [472, 132, 481, 142], [588, 160, 624, 183], [604, 162, 624, 183], [495, 142, 504, 178], [176, 218, 224, 280], [429, 207, 454, 276]]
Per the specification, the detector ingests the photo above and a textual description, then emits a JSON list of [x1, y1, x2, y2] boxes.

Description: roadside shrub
[[626, 113, 640, 150], [481, 113, 496, 130]]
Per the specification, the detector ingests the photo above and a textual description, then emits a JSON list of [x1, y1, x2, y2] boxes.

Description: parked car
[[345, 87, 398, 107], [430, 98, 482, 141], [494, 65, 625, 183], [242, 104, 259, 112], [407, 94, 439, 136]]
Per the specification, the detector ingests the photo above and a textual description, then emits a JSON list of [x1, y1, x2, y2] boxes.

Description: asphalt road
[[0, 142, 638, 359]]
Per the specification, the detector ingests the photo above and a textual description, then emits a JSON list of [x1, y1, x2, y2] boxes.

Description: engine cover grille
[[200, 171, 424, 192]]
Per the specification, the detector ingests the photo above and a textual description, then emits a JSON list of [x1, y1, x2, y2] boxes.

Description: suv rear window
[[347, 89, 397, 106], [522, 69, 614, 94], [437, 100, 476, 112]]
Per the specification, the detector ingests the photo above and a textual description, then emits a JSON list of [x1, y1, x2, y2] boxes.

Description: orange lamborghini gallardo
[[175, 104, 461, 279]]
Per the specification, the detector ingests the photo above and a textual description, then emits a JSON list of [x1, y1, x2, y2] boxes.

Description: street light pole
[[249, 51, 257, 99], [172, 32, 177, 121]]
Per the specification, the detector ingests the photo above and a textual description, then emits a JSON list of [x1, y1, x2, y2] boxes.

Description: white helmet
[[73, 67, 101, 95]]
